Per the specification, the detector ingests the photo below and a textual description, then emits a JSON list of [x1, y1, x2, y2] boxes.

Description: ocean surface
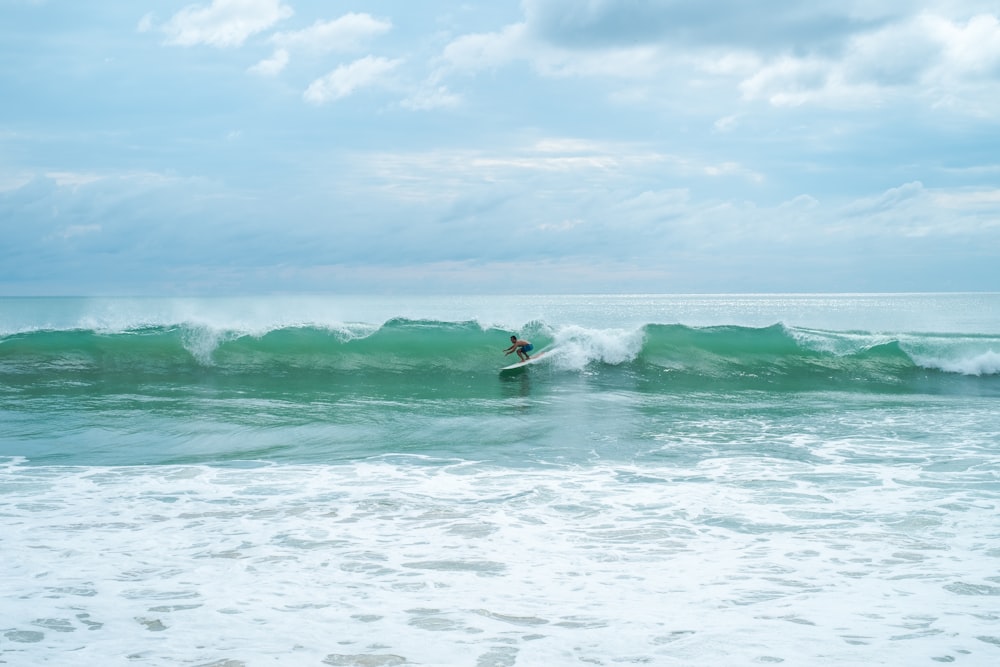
[[1, 293, 999, 666]]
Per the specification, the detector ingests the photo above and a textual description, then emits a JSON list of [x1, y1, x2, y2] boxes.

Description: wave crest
[[2, 320, 998, 395]]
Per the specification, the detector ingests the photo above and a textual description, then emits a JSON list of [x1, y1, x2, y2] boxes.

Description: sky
[[1, 0, 999, 295]]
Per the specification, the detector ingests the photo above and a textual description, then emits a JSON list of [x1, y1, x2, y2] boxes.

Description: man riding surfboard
[[504, 335, 533, 362]]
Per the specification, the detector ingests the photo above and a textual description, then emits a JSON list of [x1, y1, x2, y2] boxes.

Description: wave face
[[3, 319, 998, 397], [3, 295, 999, 467]]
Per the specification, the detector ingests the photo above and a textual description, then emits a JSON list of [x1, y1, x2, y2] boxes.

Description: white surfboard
[[500, 349, 550, 371]]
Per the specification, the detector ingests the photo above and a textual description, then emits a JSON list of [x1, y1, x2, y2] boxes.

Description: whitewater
[[2, 294, 999, 666]]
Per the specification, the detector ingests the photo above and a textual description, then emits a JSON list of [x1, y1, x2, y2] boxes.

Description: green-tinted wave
[[1, 319, 998, 396], [634, 324, 940, 392]]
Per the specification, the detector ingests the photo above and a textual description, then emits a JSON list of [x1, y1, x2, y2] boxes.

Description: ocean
[[1, 293, 998, 666]]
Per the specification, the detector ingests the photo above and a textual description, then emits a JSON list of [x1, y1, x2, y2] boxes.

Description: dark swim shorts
[[521, 343, 534, 352]]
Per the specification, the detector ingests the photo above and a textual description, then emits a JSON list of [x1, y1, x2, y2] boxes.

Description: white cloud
[[271, 13, 391, 53], [162, 0, 293, 48], [538, 218, 583, 232], [842, 17, 938, 87], [247, 13, 393, 83], [336, 141, 668, 203], [920, 13, 1000, 114], [703, 161, 763, 183], [399, 85, 462, 111], [846, 181, 926, 215], [712, 114, 741, 133], [0, 172, 34, 193], [738, 12, 1000, 111], [438, 21, 663, 81], [931, 188, 1000, 212], [740, 57, 819, 105], [137, 13, 154, 33], [534, 44, 663, 80], [471, 154, 633, 172], [339, 140, 777, 210], [928, 13, 1000, 76], [430, 4, 1000, 117], [533, 138, 602, 153], [779, 194, 820, 211], [438, 23, 526, 74], [303, 56, 403, 105], [836, 181, 1000, 238], [248, 48, 289, 76], [251, 13, 393, 84]]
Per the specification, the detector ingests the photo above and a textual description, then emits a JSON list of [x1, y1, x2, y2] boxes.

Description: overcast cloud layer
[[2, 0, 999, 294]]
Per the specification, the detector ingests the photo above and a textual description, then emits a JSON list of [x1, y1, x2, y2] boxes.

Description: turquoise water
[[2, 294, 999, 665]]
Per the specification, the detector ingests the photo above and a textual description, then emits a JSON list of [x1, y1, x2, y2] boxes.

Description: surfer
[[504, 335, 533, 362]]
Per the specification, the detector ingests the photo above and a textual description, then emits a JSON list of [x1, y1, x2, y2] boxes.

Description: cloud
[[161, 0, 293, 48], [521, 0, 889, 53], [838, 181, 1000, 238], [928, 12, 1000, 76], [713, 114, 741, 132], [844, 181, 926, 215], [538, 218, 583, 232], [431, 3, 1000, 117], [303, 56, 403, 104], [248, 47, 289, 76], [354, 140, 666, 192], [438, 23, 527, 74], [270, 13, 392, 53], [703, 162, 763, 183], [44, 171, 103, 188], [739, 12, 1000, 110], [251, 13, 393, 80], [842, 16, 941, 86], [3, 164, 997, 294], [342, 137, 779, 209], [399, 85, 462, 111], [438, 21, 662, 80], [137, 13, 154, 33], [738, 55, 864, 108], [932, 189, 1000, 211]]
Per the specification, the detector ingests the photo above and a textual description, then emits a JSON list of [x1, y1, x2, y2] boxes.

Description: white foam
[[915, 349, 1000, 376], [2, 455, 997, 666], [551, 324, 645, 370], [787, 326, 896, 356]]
